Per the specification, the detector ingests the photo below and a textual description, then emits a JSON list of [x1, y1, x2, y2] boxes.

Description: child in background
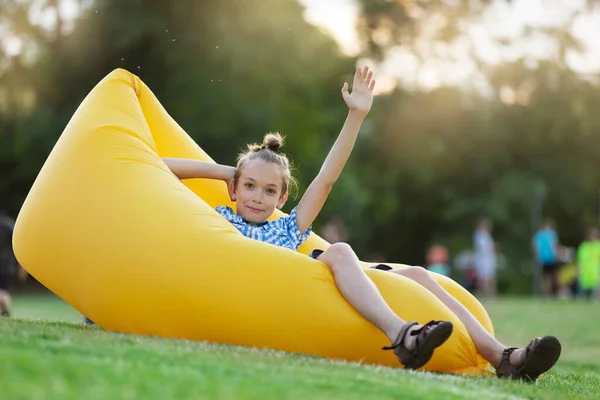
[[557, 247, 578, 298], [321, 216, 349, 244], [576, 227, 600, 299], [532, 218, 560, 296], [473, 218, 497, 297], [425, 245, 450, 277]]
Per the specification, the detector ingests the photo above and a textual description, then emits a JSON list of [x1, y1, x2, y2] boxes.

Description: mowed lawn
[[1, 293, 599, 400]]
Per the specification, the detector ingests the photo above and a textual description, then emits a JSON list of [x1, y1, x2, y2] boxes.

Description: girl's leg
[[391, 266, 549, 370], [315, 244, 452, 356], [315, 243, 406, 342]]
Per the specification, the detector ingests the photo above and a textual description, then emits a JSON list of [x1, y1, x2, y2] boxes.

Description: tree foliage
[[1, 0, 600, 293]]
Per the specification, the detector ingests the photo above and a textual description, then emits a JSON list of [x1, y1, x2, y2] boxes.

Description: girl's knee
[[318, 243, 359, 272], [325, 242, 355, 260]]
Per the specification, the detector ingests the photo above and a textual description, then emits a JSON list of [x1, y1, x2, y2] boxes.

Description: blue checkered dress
[[215, 205, 312, 250]]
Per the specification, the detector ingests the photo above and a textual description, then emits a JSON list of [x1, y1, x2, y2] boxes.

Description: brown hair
[[234, 133, 297, 197]]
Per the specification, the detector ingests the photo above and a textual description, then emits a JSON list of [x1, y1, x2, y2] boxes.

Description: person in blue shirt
[[533, 218, 560, 296], [163, 66, 561, 381]]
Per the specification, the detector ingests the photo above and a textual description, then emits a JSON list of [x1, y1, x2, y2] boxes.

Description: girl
[[163, 66, 561, 380]]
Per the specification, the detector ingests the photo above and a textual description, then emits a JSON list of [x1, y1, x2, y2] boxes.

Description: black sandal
[[496, 336, 562, 382], [383, 320, 453, 370]]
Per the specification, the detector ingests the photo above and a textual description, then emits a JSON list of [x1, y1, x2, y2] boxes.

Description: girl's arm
[[295, 66, 376, 234], [162, 158, 235, 181]]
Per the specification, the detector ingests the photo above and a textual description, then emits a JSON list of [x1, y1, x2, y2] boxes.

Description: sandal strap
[[410, 320, 444, 338], [501, 339, 539, 368], [381, 320, 444, 350], [382, 321, 418, 350], [501, 347, 519, 366], [382, 320, 453, 370], [496, 346, 519, 378]]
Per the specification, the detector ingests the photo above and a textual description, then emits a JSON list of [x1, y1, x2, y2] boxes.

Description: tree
[[0, 0, 355, 219]]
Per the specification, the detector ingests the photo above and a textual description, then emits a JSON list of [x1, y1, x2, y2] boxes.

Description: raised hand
[[341, 66, 376, 116]]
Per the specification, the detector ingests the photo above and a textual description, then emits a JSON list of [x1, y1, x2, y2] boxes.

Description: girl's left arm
[[295, 66, 376, 234]]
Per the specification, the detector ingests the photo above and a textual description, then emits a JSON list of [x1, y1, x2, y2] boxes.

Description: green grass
[[1, 293, 600, 399]]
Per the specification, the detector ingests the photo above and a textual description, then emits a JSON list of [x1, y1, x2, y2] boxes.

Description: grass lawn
[[1, 292, 599, 399]]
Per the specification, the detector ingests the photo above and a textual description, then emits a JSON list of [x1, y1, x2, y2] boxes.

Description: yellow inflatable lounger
[[13, 69, 494, 375]]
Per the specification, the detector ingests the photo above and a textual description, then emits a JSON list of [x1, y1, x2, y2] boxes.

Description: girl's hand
[[342, 66, 376, 116]]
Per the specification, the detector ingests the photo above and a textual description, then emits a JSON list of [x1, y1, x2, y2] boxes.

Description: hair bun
[[261, 132, 284, 152]]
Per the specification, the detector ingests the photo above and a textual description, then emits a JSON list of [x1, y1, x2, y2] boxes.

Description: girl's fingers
[[352, 66, 374, 90], [365, 71, 373, 87], [341, 82, 349, 94], [369, 79, 376, 92]]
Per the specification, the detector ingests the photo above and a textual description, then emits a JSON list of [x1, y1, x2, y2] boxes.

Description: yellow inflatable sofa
[[13, 69, 494, 375]]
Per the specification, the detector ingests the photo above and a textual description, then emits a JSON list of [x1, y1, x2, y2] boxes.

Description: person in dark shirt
[[0, 213, 27, 317]]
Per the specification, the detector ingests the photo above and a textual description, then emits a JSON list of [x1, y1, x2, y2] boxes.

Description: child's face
[[229, 159, 288, 223]]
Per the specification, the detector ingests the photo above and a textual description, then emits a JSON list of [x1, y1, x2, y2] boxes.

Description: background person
[[576, 227, 600, 299], [532, 218, 561, 296], [0, 213, 28, 317], [473, 218, 497, 297]]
